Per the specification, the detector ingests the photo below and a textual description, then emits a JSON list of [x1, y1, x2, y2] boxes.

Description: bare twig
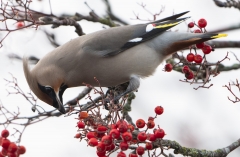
[[223, 79, 240, 103], [231, 51, 240, 63], [102, 0, 128, 25], [131, 3, 165, 22], [66, 87, 92, 106]]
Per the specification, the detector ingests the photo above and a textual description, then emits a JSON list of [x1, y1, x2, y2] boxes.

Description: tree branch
[[210, 23, 240, 33], [102, 0, 129, 25], [213, 0, 240, 10], [158, 138, 240, 157], [207, 41, 240, 48]]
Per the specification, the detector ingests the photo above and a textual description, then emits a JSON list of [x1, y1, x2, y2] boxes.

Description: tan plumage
[[23, 12, 227, 113]]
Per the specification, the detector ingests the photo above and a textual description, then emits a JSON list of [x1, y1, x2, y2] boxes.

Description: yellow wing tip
[[155, 22, 179, 29], [211, 34, 228, 38]]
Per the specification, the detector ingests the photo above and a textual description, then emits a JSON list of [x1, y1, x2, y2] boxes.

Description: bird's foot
[[103, 96, 122, 110], [104, 98, 110, 110]]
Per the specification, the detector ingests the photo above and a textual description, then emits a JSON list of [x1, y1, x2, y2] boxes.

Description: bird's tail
[[198, 33, 227, 40], [159, 32, 228, 56], [175, 33, 228, 47], [191, 33, 228, 45]]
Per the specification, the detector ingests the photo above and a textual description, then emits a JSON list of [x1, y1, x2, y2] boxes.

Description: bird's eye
[[38, 83, 54, 96], [45, 87, 53, 94]]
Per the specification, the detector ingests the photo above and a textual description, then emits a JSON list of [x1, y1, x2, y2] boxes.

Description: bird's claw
[[103, 96, 121, 110], [113, 98, 120, 104]]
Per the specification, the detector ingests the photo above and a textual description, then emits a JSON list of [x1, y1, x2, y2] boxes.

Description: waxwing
[[23, 11, 227, 113]]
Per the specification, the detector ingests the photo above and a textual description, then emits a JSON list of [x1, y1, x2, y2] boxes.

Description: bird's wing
[[102, 11, 190, 57]]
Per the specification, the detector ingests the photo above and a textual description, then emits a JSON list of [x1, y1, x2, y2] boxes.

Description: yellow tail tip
[[211, 34, 228, 38]]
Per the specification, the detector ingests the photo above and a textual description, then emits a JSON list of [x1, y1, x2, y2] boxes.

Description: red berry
[[194, 29, 201, 33], [0, 153, 4, 157], [96, 150, 106, 157], [118, 123, 128, 133], [77, 121, 85, 129], [110, 129, 120, 139], [185, 71, 194, 80], [182, 65, 190, 73], [154, 129, 165, 139], [86, 132, 97, 139], [1, 139, 10, 149], [116, 120, 128, 128], [92, 124, 98, 130], [147, 134, 156, 141], [196, 42, 205, 49], [74, 133, 81, 138], [136, 146, 145, 156], [97, 125, 108, 133], [164, 63, 173, 72], [97, 133, 105, 139], [128, 124, 135, 132], [1, 147, 7, 156], [198, 18, 207, 28], [117, 151, 126, 157], [148, 117, 154, 121], [8, 143, 17, 153], [145, 142, 153, 150], [186, 53, 194, 62], [109, 124, 117, 129], [16, 22, 24, 29], [17, 145, 26, 154], [7, 152, 18, 157], [154, 106, 164, 115], [1, 130, 9, 138], [119, 142, 128, 151], [202, 45, 212, 54], [129, 153, 138, 157], [147, 120, 155, 129], [188, 22, 194, 28], [79, 111, 89, 119], [136, 119, 145, 128], [96, 142, 106, 152], [106, 143, 115, 151], [88, 138, 98, 147], [121, 132, 132, 142], [101, 135, 112, 146], [194, 54, 203, 63], [137, 132, 147, 141]]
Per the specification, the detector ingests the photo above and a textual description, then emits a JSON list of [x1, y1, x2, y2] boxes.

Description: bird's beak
[[52, 93, 66, 114]]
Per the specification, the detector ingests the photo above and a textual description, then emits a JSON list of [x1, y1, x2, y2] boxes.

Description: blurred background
[[0, 0, 240, 156]]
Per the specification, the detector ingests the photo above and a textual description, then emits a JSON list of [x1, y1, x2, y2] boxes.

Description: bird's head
[[23, 57, 67, 114]]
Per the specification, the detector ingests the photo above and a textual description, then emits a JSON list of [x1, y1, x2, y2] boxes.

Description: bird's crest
[[23, 57, 38, 96]]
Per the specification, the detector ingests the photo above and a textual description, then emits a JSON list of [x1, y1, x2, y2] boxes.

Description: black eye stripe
[[59, 83, 68, 103], [38, 83, 54, 95], [38, 83, 46, 93], [37, 83, 68, 104]]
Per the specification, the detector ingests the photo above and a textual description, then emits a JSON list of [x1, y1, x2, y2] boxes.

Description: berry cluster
[[164, 18, 214, 81], [0, 129, 26, 157], [75, 106, 165, 157], [187, 19, 213, 61]]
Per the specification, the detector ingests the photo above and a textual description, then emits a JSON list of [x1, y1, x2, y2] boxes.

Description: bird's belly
[[67, 44, 162, 87]]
